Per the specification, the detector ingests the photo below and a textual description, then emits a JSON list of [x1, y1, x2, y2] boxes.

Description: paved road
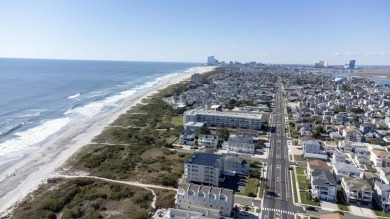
[[261, 77, 298, 219]]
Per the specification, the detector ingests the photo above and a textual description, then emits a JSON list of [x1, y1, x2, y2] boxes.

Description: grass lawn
[[336, 191, 350, 212], [171, 116, 183, 127], [299, 191, 320, 206], [297, 175, 309, 189], [296, 167, 306, 175], [244, 179, 259, 197], [291, 169, 298, 203]]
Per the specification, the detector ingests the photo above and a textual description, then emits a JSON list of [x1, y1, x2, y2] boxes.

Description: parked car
[[305, 206, 315, 211]]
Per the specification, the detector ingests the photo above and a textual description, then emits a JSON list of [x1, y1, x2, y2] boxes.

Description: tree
[[312, 126, 325, 139], [198, 125, 211, 135], [351, 107, 365, 114], [216, 127, 230, 141]]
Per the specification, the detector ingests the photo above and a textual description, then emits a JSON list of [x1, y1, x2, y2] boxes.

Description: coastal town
[[4, 63, 390, 219], [157, 63, 390, 219]]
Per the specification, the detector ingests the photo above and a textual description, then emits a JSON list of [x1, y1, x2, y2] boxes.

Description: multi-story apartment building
[[371, 150, 390, 167], [198, 134, 219, 148], [341, 177, 373, 207], [184, 152, 222, 187], [175, 183, 234, 217], [184, 109, 264, 130], [310, 170, 337, 201]]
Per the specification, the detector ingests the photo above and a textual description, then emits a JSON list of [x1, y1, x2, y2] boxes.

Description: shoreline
[[0, 66, 216, 215]]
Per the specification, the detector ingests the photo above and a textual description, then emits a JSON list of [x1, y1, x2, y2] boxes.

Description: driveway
[[349, 205, 376, 218], [320, 201, 338, 211]]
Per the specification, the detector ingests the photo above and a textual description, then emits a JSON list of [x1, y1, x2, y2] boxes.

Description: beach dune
[[0, 66, 216, 216]]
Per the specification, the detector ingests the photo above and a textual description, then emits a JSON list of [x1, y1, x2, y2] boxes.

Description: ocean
[[0, 58, 198, 169]]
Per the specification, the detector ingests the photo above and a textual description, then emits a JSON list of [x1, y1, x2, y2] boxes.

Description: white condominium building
[[184, 109, 263, 130], [176, 183, 234, 217], [184, 152, 222, 187]]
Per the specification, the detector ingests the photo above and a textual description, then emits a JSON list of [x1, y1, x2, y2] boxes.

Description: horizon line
[[0, 56, 389, 67]]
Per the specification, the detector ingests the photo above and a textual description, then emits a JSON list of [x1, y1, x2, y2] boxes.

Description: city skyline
[[0, 0, 389, 65]]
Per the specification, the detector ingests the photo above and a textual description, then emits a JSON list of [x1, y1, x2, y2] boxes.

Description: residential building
[[184, 109, 264, 130], [179, 133, 195, 146], [222, 135, 255, 154], [324, 141, 337, 153], [379, 167, 390, 184], [310, 170, 337, 201], [360, 124, 372, 134], [184, 152, 222, 187], [303, 140, 321, 154], [184, 122, 205, 135], [342, 126, 363, 142], [374, 181, 390, 212], [222, 152, 251, 176], [341, 177, 373, 207], [176, 183, 234, 217], [198, 135, 219, 148], [332, 163, 362, 183], [307, 160, 330, 179], [332, 152, 346, 164], [371, 150, 390, 167], [191, 73, 206, 84]]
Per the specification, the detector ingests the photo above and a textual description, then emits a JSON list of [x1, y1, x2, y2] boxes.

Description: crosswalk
[[261, 208, 295, 215]]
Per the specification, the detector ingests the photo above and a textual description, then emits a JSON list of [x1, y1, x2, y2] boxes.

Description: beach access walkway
[[57, 175, 177, 209]]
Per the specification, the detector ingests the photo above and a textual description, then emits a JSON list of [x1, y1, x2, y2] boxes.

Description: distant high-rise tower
[[207, 56, 216, 65], [349, 60, 356, 69]]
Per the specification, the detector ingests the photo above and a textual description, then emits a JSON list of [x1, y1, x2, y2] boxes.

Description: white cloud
[[334, 52, 340, 56], [381, 52, 388, 56]]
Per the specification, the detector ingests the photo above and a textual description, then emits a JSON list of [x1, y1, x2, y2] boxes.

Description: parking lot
[[220, 175, 248, 193]]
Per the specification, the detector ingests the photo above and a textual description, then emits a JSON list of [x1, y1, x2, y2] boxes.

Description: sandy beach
[[0, 66, 216, 216]]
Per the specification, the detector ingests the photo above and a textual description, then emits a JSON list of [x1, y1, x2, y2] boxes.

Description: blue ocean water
[[0, 58, 198, 167]]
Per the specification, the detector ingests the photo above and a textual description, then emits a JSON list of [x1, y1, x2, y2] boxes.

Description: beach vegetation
[[12, 178, 153, 219]]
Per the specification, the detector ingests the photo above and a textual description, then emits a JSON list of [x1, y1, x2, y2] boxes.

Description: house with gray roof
[[310, 170, 337, 201], [332, 162, 362, 183], [341, 177, 373, 207]]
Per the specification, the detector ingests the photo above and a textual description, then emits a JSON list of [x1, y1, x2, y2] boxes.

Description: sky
[[0, 0, 389, 65]]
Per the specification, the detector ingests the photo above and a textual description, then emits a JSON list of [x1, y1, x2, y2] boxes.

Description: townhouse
[[175, 183, 234, 217], [341, 177, 373, 207]]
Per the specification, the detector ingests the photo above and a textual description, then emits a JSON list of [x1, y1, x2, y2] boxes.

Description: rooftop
[[185, 152, 221, 166], [185, 108, 263, 120]]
